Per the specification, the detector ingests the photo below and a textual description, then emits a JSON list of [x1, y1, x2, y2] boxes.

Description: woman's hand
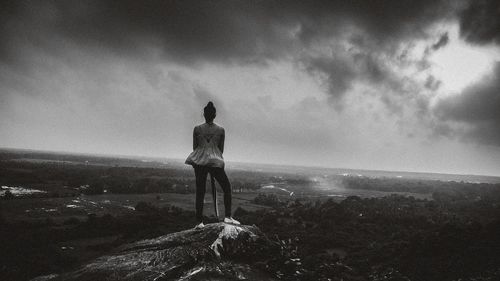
[[193, 127, 198, 150], [218, 128, 225, 153]]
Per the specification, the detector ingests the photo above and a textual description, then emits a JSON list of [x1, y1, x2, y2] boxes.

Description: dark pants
[[193, 165, 232, 222]]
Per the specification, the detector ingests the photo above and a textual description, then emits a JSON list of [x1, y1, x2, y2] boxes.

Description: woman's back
[[185, 122, 225, 168], [194, 123, 224, 149]]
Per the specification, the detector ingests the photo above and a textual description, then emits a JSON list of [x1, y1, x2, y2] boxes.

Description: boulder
[[32, 223, 277, 281]]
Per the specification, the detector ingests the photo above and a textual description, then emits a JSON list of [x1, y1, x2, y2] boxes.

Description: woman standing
[[185, 102, 240, 229]]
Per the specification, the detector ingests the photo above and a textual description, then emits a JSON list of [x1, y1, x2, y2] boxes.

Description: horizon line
[[1, 145, 499, 179]]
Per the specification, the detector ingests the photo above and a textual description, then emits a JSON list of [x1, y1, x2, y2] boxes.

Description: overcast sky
[[1, 0, 500, 176]]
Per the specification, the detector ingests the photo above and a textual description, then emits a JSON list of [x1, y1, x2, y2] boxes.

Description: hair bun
[[204, 101, 216, 120]]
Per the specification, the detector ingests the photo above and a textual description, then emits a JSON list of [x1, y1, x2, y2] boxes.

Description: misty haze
[[1, 1, 500, 281]]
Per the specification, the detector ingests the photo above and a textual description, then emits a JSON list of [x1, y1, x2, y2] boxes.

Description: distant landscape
[[1, 148, 500, 280]]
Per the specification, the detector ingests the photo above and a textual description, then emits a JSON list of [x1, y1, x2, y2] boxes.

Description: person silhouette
[[185, 101, 240, 229]]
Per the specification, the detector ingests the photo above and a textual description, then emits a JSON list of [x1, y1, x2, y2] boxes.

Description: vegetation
[[0, 203, 195, 281], [342, 175, 500, 202], [0, 160, 270, 198], [2, 150, 500, 280], [252, 193, 282, 207], [3, 192, 500, 281], [238, 194, 500, 281]]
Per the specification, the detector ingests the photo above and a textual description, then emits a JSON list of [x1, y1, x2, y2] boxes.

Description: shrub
[[252, 193, 281, 207], [2, 190, 14, 200], [135, 201, 159, 213], [63, 217, 81, 225]]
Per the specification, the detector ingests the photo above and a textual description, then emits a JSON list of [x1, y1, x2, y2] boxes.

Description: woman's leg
[[211, 167, 232, 218], [194, 165, 208, 222]]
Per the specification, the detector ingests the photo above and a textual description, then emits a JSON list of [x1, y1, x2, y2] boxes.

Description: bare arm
[[218, 128, 225, 154], [192, 127, 198, 151]]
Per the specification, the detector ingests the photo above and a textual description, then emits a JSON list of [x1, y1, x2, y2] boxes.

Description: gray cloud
[[2, 1, 500, 145], [459, 0, 500, 45], [302, 49, 401, 103], [431, 33, 450, 51], [0, 0, 458, 67], [434, 62, 500, 146], [302, 55, 356, 101], [0, 0, 462, 117], [424, 75, 442, 91]]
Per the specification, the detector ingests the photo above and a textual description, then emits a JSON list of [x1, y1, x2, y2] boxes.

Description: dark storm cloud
[[0, 0, 463, 117], [0, 0, 458, 67], [0, 0, 488, 135], [459, 0, 500, 45], [435, 62, 500, 146], [302, 50, 402, 104]]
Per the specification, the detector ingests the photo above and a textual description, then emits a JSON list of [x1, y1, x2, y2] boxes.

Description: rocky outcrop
[[32, 223, 277, 281]]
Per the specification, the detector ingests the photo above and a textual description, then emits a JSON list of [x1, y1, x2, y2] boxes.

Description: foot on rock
[[194, 222, 205, 229], [224, 217, 241, 225]]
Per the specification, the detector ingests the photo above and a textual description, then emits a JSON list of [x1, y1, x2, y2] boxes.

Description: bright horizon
[[2, 145, 499, 179]]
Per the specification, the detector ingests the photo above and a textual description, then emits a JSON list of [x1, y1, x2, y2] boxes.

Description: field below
[[0, 192, 269, 224]]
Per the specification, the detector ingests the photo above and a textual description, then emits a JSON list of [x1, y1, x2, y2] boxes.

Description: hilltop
[[32, 223, 277, 281]]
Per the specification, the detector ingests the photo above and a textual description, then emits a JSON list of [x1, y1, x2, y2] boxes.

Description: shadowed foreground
[[32, 223, 277, 281]]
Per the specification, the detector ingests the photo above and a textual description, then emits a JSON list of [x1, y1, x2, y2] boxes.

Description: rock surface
[[32, 223, 277, 281]]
